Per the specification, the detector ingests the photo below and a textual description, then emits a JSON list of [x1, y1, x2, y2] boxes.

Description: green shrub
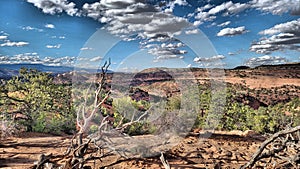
[[0, 68, 76, 135]]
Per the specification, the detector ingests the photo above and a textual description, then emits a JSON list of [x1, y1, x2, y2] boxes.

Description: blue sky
[[0, 0, 299, 71]]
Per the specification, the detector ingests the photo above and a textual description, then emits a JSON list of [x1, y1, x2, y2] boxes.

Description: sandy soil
[[0, 131, 265, 169], [225, 77, 300, 89]]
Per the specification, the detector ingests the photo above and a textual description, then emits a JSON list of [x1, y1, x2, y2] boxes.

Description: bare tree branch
[[160, 152, 170, 169], [241, 125, 300, 169]]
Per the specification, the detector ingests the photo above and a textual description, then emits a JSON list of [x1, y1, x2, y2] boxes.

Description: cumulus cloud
[[196, 4, 214, 12], [163, 0, 189, 13], [46, 44, 61, 49], [0, 53, 75, 66], [43, 56, 75, 66], [250, 0, 300, 15], [0, 33, 29, 47], [217, 26, 248, 36], [194, 55, 225, 63], [0, 41, 29, 47], [245, 55, 287, 67], [192, 0, 300, 26], [250, 19, 300, 54], [194, 1, 249, 25], [45, 24, 55, 29], [81, 0, 158, 22], [259, 19, 300, 35], [81, 0, 191, 61], [147, 41, 187, 60], [27, 0, 78, 16], [193, 55, 226, 67], [193, 0, 299, 26], [0, 53, 40, 64], [185, 29, 199, 34], [102, 12, 190, 39]]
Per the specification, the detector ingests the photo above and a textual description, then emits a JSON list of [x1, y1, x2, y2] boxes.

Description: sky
[[0, 0, 299, 71]]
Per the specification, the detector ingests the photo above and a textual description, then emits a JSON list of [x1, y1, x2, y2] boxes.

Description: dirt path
[[0, 133, 72, 169], [0, 132, 264, 169]]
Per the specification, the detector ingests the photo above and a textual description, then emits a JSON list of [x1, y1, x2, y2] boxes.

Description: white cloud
[[149, 47, 187, 59], [217, 21, 231, 27], [194, 55, 225, 63], [245, 55, 287, 67], [46, 44, 61, 49], [0, 36, 7, 40], [259, 19, 300, 35], [193, 20, 203, 26], [196, 4, 214, 12], [81, 0, 191, 41], [251, 19, 300, 54], [21, 26, 43, 32], [163, 0, 189, 13], [90, 56, 103, 62], [81, 2, 102, 21], [225, 2, 249, 15], [146, 41, 187, 61], [207, 1, 234, 15], [193, 55, 226, 67], [142, 15, 190, 38], [27, 0, 78, 16], [45, 56, 75, 66], [0, 53, 41, 64], [80, 47, 93, 51], [185, 29, 199, 34], [51, 36, 66, 39], [193, 0, 300, 26], [194, 1, 249, 25], [250, 0, 300, 15], [81, 0, 192, 61], [0, 41, 29, 47], [45, 24, 55, 29], [217, 26, 248, 36], [228, 52, 235, 56]]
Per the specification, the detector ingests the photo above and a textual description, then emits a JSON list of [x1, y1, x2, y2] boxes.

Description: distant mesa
[[255, 62, 300, 70], [130, 68, 173, 86], [233, 65, 250, 70]]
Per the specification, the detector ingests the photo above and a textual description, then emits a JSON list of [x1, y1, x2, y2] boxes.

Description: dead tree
[[241, 125, 300, 169], [32, 60, 158, 168]]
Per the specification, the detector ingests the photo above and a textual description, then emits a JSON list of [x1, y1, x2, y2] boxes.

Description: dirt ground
[[0, 131, 265, 169]]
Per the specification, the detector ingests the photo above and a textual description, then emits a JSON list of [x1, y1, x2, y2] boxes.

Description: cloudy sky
[[0, 0, 299, 71]]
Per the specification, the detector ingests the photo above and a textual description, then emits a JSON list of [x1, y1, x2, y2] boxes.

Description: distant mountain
[[0, 63, 114, 79], [0, 64, 74, 79]]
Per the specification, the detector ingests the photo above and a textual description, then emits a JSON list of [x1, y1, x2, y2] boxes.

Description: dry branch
[[160, 152, 170, 169], [241, 125, 300, 169]]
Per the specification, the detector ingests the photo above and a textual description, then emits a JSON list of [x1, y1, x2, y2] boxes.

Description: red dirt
[[0, 131, 264, 169]]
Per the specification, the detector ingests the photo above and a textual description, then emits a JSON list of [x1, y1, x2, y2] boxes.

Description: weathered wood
[[241, 125, 300, 169]]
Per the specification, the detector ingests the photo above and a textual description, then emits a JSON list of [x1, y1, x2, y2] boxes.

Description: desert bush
[[166, 96, 181, 111], [0, 68, 76, 134], [112, 96, 152, 135], [191, 84, 300, 134]]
